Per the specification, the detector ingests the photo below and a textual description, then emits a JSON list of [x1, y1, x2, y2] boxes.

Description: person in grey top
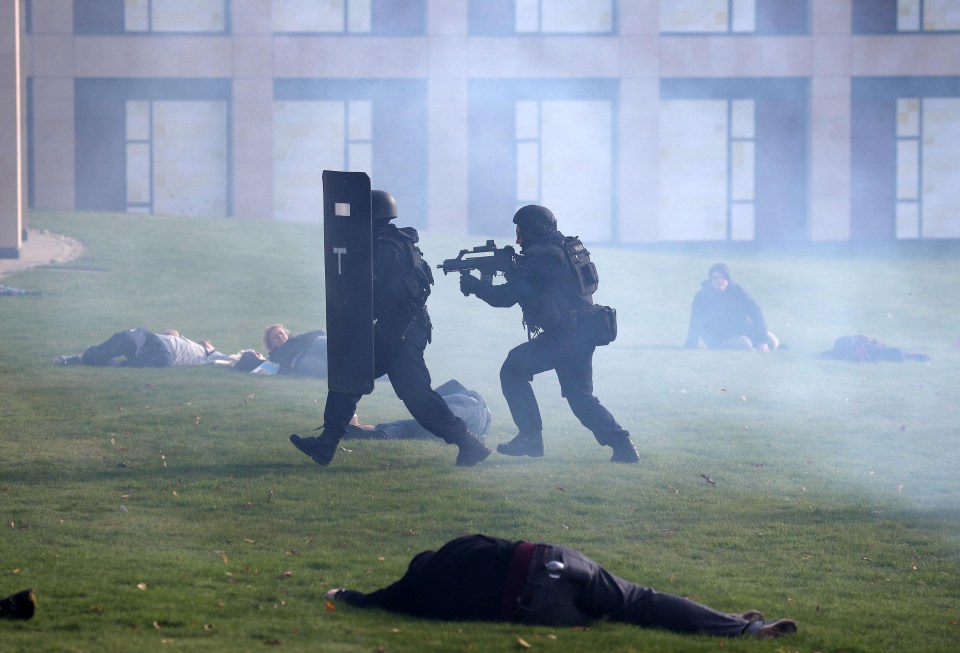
[[53, 327, 227, 367], [344, 379, 492, 441]]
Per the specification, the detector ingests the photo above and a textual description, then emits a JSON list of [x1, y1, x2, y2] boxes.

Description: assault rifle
[[437, 240, 517, 294]]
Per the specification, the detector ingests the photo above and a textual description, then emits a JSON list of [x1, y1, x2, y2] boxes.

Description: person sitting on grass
[[0, 588, 36, 620], [262, 324, 328, 378], [344, 379, 492, 442], [684, 262, 779, 352], [323, 533, 798, 639], [53, 327, 228, 367]]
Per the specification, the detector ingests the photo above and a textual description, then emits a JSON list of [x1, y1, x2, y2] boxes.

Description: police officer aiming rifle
[[456, 205, 639, 463]]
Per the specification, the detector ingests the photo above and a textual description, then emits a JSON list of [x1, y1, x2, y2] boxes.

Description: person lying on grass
[[324, 533, 797, 639], [53, 327, 228, 367], [343, 379, 492, 442]]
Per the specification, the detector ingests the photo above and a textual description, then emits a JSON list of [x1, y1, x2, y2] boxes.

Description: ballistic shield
[[322, 170, 375, 395]]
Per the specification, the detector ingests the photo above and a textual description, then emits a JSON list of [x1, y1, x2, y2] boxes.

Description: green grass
[[1, 210, 959, 652]]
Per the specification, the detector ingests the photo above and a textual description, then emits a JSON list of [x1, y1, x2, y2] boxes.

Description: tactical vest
[[378, 226, 434, 319], [562, 236, 599, 296]]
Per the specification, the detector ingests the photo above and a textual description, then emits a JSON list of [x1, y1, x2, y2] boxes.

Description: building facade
[[7, 0, 960, 250]]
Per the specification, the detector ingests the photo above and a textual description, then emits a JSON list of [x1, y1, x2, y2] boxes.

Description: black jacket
[[684, 281, 769, 347], [337, 534, 520, 620]]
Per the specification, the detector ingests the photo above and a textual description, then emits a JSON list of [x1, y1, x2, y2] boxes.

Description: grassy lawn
[[1, 210, 958, 652]]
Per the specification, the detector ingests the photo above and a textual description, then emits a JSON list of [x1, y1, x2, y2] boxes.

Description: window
[[272, 0, 425, 35], [514, 99, 613, 239], [273, 100, 373, 221], [854, 0, 960, 33], [659, 99, 755, 240], [896, 97, 960, 238], [660, 78, 808, 242], [272, 80, 427, 224], [469, 0, 615, 35], [75, 79, 231, 216], [515, 0, 614, 34], [660, 0, 807, 35], [124, 0, 227, 33], [469, 80, 618, 240], [74, 0, 227, 34], [125, 99, 228, 216]]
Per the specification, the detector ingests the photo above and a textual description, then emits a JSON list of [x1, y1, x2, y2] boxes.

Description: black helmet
[[372, 190, 398, 221], [512, 205, 557, 234]]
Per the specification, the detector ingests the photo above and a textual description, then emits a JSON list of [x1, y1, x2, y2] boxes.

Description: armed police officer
[[459, 205, 639, 463], [290, 190, 491, 467]]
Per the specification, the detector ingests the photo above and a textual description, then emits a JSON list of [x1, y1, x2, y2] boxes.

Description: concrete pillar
[[426, 0, 468, 233], [232, 0, 274, 219], [0, 0, 25, 257], [809, 0, 853, 241]]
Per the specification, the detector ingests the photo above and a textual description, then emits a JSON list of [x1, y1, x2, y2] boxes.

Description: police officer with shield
[[290, 190, 491, 467], [459, 205, 639, 463]]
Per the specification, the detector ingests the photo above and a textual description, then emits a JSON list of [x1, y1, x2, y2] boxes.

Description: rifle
[[437, 240, 517, 294]]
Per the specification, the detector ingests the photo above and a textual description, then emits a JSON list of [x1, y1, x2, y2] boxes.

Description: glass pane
[[516, 141, 539, 201], [347, 0, 372, 33], [348, 101, 372, 140], [731, 0, 756, 33], [515, 101, 539, 140], [661, 0, 729, 33], [541, 0, 613, 33], [896, 139, 919, 200], [273, 0, 345, 32], [658, 99, 728, 240], [126, 100, 150, 141], [924, 0, 960, 31], [540, 100, 612, 241], [124, 0, 150, 32], [730, 141, 755, 201], [921, 98, 960, 237], [152, 101, 227, 217], [730, 203, 755, 241], [273, 101, 345, 221], [896, 202, 920, 239], [897, 98, 920, 137], [516, 0, 539, 32], [897, 0, 921, 31], [152, 0, 225, 32], [126, 142, 151, 204], [730, 99, 755, 139], [348, 142, 373, 175]]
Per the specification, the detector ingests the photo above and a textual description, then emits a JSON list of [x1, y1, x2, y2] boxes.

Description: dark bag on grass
[[579, 304, 617, 346], [235, 350, 267, 372]]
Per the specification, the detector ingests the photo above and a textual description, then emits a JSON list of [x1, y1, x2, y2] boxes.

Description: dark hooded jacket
[[684, 278, 769, 348]]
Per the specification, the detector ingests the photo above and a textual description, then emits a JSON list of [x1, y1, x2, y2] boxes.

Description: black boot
[[608, 432, 640, 464], [455, 433, 491, 467], [0, 589, 37, 620], [496, 432, 544, 457], [289, 431, 341, 466]]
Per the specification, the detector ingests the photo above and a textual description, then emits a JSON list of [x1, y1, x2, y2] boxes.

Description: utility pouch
[[580, 304, 617, 346]]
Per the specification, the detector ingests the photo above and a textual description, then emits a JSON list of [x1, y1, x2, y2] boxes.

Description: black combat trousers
[[499, 328, 626, 445], [321, 316, 470, 444], [518, 544, 750, 636]]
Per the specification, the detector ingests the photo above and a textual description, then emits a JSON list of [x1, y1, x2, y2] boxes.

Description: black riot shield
[[322, 170, 374, 395]]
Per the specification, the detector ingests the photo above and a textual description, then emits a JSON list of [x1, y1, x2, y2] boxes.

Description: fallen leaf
[[153, 621, 162, 630], [137, 582, 148, 590], [204, 623, 214, 631], [285, 549, 299, 556], [278, 570, 293, 579], [325, 601, 336, 612], [244, 539, 255, 544], [700, 474, 717, 486], [517, 637, 532, 648], [193, 415, 201, 426], [555, 486, 566, 491]]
